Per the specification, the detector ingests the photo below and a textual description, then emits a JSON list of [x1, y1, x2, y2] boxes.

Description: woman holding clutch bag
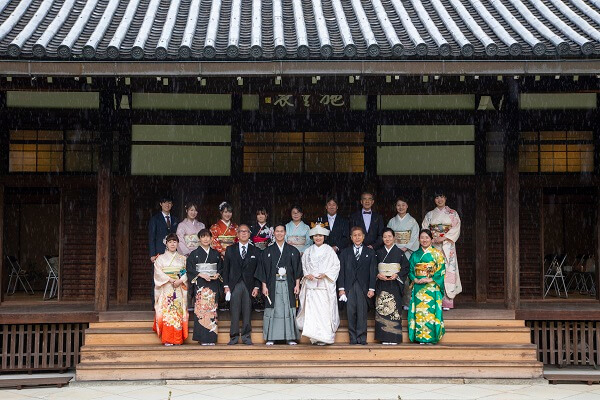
[[186, 228, 222, 345], [407, 229, 446, 344], [375, 228, 409, 344]]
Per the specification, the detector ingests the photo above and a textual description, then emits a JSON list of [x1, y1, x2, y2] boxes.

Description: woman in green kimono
[[408, 228, 446, 344]]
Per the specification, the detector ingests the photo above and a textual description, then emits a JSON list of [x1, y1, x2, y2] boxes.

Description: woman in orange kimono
[[210, 202, 238, 258], [153, 233, 188, 345]]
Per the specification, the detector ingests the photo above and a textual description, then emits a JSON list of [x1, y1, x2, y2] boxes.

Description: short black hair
[[382, 227, 395, 236], [325, 197, 338, 206], [198, 228, 211, 238], [159, 196, 173, 203], [291, 205, 303, 214], [419, 228, 433, 240]]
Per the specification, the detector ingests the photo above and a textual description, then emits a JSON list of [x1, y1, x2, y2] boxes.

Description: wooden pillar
[[503, 78, 520, 310], [364, 95, 378, 183], [95, 91, 113, 312], [596, 186, 600, 301], [475, 179, 488, 303], [0, 184, 4, 305], [115, 179, 131, 305]]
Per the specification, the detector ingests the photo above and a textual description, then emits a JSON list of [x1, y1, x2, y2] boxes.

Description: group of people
[[148, 190, 461, 347]]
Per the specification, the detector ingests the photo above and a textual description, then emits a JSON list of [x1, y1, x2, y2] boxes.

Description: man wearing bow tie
[[349, 191, 384, 250]]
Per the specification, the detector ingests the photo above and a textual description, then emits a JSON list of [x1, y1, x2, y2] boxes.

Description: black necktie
[[363, 211, 371, 214], [241, 245, 247, 259], [166, 215, 171, 229], [355, 247, 360, 261]]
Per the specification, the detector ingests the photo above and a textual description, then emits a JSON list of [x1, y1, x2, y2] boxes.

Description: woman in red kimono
[[210, 202, 238, 258]]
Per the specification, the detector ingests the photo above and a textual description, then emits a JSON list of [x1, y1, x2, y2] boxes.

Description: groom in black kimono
[[338, 226, 377, 345]]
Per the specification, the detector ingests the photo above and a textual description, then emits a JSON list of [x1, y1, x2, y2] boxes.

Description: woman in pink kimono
[[422, 190, 461, 310], [153, 233, 188, 345], [176, 202, 206, 256]]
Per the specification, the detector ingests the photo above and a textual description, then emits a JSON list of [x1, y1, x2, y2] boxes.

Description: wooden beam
[[504, 78, 520, 310], [94, 92, 113, 312], [2, 59, 600, 77], [116, 179, 131, 305], [475, 178, 488, 303]]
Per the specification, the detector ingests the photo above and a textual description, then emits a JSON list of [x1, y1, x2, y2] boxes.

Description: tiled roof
[[0, 0, 600, 61]]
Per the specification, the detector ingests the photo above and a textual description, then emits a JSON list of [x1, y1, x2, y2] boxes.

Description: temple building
[[0, 0, 599, 381]]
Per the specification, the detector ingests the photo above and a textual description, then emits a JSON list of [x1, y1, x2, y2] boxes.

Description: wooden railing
[[0, 323, 87, 372], [528, 321, 599, 367]]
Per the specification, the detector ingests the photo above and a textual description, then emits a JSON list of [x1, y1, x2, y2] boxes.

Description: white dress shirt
[[362, 209, 372, 232]]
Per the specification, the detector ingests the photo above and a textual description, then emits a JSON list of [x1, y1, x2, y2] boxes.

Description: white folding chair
[[544, 253, 568, 298], [43, 256, 59, 300], [5, 255, 34, 295], [566, 254, 587, 293]]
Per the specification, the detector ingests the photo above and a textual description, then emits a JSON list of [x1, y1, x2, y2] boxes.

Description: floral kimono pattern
[[422, 206, 461, 308], [210, 220, 238, 258], [408, 247, 446, 344], [153, 252, 188, 345]]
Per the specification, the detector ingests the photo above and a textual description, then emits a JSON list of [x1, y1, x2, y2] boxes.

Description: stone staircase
[[75, 310, 543, 381]]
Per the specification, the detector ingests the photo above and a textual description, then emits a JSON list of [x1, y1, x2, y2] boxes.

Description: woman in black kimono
[[375, 228, 410, 344], [186, 228, 223, 345]]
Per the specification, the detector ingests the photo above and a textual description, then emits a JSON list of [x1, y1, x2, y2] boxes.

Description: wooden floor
[[75, 310, 543, 381]]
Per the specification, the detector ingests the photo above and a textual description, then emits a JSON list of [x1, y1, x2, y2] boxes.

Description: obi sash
[[184, 234, 199, 249], [415, 262, 435, 279], [378, 262, 401, 277], [394, 230, 411, 245], [287, 235, 306, 247], [162, 265, 181, 280], [195, 263, 218, 275], [429, 224, 451, 238], [252, 236, 269, 250], [218, 235, 236, 250]]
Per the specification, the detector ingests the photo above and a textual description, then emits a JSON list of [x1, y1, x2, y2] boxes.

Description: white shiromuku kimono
[[422, 206, 462, 308], [387, 213, 420, 260], [296, 244, 340, 344]]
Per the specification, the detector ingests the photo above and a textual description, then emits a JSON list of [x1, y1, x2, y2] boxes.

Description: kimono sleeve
[[422, 211, 432, 230], [186, 252, 197, 283], [291, 248, 302, 280], [408, 252, 418, 282], [304, 225, 313, 248], [444, 209, 461, 243], [215, 251, 224, 276], [398, 249, 410, 284], [154, 259, 170, 287], [431, 250, 446, 291], [407, 219, 420, 252]]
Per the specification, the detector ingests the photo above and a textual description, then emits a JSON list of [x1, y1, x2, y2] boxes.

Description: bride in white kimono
[[296, 223, 340, 345], [423, 190, 461, 310]]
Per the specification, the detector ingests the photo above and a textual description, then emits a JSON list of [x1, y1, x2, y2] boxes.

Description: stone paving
[[2, 381, 600, 400]]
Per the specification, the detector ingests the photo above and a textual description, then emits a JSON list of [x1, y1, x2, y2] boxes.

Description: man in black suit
[[148, 196, 178, 305], [338, 226, 377, 345], [323, 197, 349, 254], [223, 224, 260, 345], [349, 191, 384, 250]]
